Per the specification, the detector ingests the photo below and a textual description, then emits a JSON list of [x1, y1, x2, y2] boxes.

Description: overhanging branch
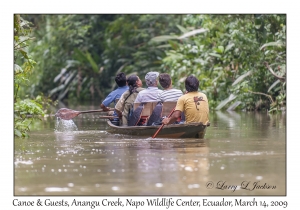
[[264, 62, 285, 82], [248, 90, 274, 104]]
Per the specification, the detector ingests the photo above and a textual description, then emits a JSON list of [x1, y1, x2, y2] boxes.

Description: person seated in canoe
[[157, 73, 183, 102], [100, 72, 128, 125], [115, 75, 144, 126], [162, 75, 209, 125], [134, 71, 163, 103], [130, 71, 163, 126]]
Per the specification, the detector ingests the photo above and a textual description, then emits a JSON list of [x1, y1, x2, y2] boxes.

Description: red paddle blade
[[55, 108, 80, 120]]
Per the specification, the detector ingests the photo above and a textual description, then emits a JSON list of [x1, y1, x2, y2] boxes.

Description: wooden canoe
[[106, 120, 208, 138]]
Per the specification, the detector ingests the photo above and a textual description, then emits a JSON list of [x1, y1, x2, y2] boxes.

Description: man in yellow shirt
[[162, 75, 209, 125]]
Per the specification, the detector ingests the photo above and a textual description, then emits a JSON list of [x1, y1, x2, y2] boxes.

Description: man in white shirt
[[134, 72, 163, 103], [157, 73, 183, 102]]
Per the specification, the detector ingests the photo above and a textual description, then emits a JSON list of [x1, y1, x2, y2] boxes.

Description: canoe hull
[[106, 121, 208, 138]]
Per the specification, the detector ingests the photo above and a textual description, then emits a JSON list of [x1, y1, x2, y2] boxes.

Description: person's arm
[[100, 103, 111, 111], [101, 91, 115, 111], [162, 95, 184, 125], [162, 110, 181, 125], [115, 109, 122, 119]]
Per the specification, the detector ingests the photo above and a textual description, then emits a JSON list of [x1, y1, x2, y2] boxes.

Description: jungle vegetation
[[14, 14, 286, 137]]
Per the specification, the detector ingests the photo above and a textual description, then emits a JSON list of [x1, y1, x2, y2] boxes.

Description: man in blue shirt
[[134, 72, 163, 103], [100, 72, 129, 112]]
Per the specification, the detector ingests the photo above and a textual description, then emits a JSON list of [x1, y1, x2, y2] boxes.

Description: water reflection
[[14, 109, 286, 196]]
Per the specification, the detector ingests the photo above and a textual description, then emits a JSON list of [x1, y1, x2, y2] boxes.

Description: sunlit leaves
[[176, 25, 188, 33], [215, 94, 237, 110], [224, 43, 235, 53], [158, 14, 285, 111], [150, 35, 179, 43], [232, 70, 252, 86], [268, 80, 281, 92], [14, 64, 23, 74], [209, 53, 221, 58], [215, 46, 224, 54], [178, 28, 208, 39], [86, 51, 99, 73], [260, 40, 284, 50], [14, 14, 52, 138]]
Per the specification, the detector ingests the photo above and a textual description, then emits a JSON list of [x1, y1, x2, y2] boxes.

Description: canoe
[[106, 120, 208, 138]]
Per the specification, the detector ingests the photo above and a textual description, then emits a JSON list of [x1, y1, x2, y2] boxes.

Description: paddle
[[152, 107, 176, 138], [55, 108, 114, 120]]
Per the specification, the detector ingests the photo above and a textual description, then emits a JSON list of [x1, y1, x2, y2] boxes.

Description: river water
[[14, 107, 286, 196]]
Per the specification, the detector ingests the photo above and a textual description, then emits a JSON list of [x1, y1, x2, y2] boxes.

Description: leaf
[[260, 41, 284, 50], [215, 94, 237, 110], [19, 49, 29, 59], [168, 40, 179, 50], [73, 48, 88, 63], [54, 68, 67, 83], [58, 86, 71, 100], [49, 84, 65, 97], [14, 129, 22, 137], [14, 64, 23, 74], [232, 70, 252, 86], [156, 44, 171, 49], [213, 67, 223, 71], [209, 53, 221, 58], [217, 46, 224, 54], [225, 43, 235, 52], [86, 52, 99, 73], [227, 101, 241, 111], [179, 28, 208, 39], [150, 35, 179, 43], [176, 25, 188, 33], [268, 80, 281, 92]]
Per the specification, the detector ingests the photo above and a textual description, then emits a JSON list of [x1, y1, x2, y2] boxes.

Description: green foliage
[[14, 15, 54, 138], [21, 14, 285, 113], [14, 98, 44, 138], [154, 14, 286, 111], [24, 15, 182, 103]]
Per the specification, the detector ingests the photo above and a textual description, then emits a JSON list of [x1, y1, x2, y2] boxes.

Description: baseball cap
[[145, 72, 159, 86]]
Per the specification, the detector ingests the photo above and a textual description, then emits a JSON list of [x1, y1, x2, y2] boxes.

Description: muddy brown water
[[14, 107, 286, 196]]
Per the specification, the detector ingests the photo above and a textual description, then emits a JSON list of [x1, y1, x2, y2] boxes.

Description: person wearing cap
[[162, 75, 209, 125], [134, 72, 163, 103], [157, 73, 183, 102]]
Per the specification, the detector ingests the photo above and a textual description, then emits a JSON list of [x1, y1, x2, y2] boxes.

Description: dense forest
[[14, 14, 286, 137]]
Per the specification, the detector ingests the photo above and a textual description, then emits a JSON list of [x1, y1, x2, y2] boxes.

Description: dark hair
[[185, 75, 199, 92], [127, 75, 139, 94], [115, 72, 127, 87], [159, 73, 171, 89]]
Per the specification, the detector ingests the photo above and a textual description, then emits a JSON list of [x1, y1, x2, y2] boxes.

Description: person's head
[[115, 72, 127, 87], [127, 75, 142, 88], [145, 71, 159, 87], [127, 75, 142, 93], [185, 75, 199, 92], [159, 73, 172, 89]]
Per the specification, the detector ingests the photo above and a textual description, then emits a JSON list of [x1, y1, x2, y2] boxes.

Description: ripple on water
[[155, 183, 163, 187], [112, 186, 119, 191], [15, 160, 33, 165], [45, 187, 70, 192]]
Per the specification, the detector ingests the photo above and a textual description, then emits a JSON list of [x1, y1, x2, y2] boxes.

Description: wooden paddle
[[55, 108, 114, 120], [152, 107, 176, 138]]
